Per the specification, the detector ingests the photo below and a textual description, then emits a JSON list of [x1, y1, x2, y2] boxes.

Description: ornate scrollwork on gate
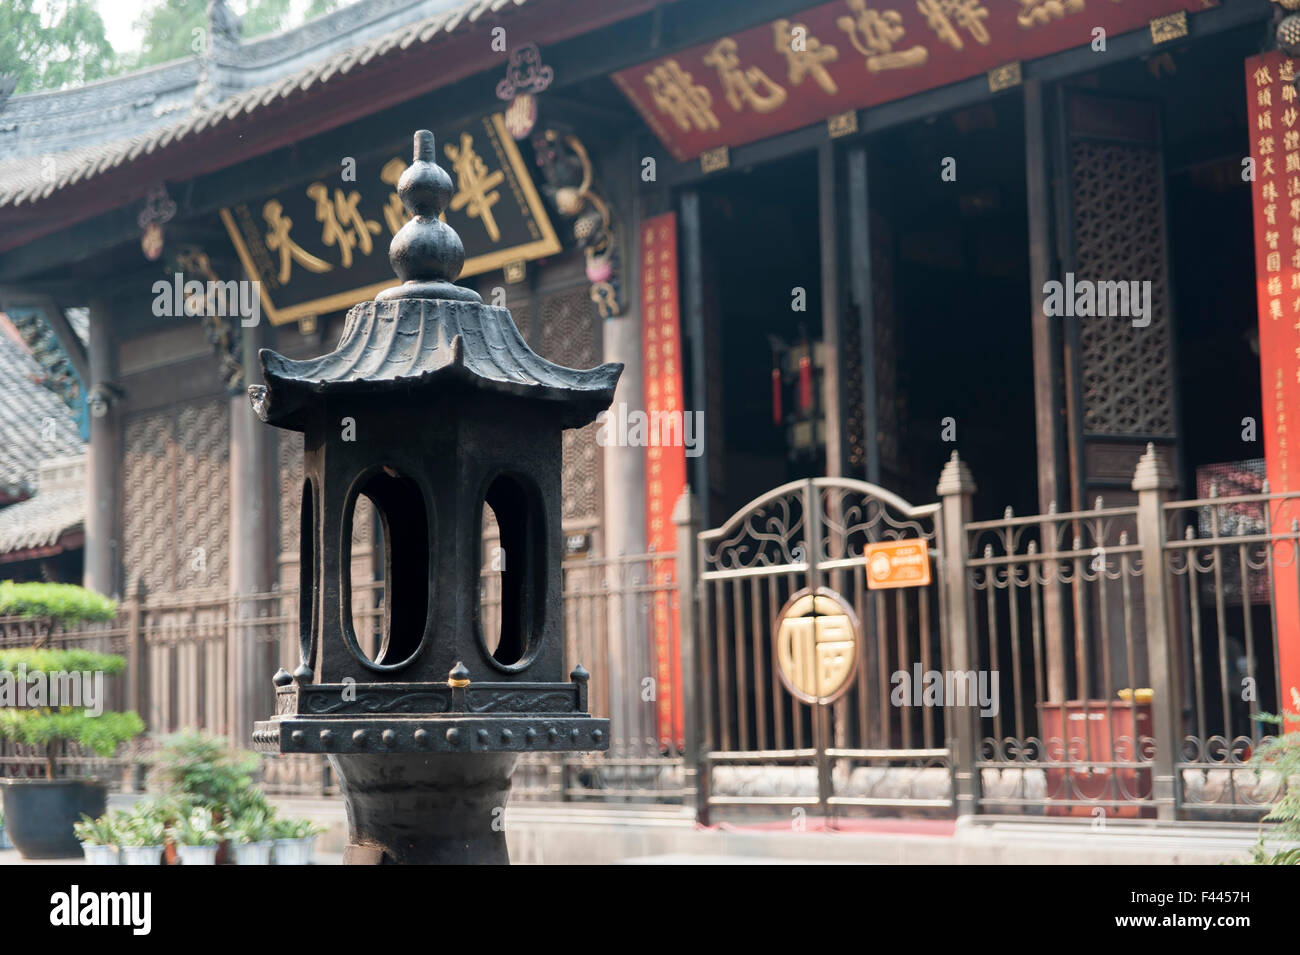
[[817, 480, 936, 563], [701, 484, 807, 571]]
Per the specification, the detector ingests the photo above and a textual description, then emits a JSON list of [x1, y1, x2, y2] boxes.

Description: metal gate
[[696, 477, 952, 822]]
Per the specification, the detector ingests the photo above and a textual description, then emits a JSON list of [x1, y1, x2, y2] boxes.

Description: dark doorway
[[874, 95, 1037, 518], [692, 151, 824, 521]]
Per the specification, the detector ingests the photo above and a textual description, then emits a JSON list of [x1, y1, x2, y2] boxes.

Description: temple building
[[0, 0, 1292, 813]]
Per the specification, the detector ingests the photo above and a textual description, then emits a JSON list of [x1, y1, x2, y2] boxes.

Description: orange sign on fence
[[865, 539, 931, 590]]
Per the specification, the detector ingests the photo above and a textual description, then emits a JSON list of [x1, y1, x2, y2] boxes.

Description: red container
[[1038, 700, 1154, 818]]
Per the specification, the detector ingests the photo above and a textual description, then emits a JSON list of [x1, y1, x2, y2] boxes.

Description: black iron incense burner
[[249, 130, 620, 864]]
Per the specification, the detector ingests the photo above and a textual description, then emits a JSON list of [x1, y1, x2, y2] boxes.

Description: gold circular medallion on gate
[[773, 588, 860, 705]]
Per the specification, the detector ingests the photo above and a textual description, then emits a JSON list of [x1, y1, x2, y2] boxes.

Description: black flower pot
[[0, 779, 107, 859]]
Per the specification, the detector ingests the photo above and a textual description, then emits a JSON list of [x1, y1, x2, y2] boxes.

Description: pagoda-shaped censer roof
[[248, 129, 621, 431]]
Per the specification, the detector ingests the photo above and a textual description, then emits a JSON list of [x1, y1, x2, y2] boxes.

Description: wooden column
[[938, 452, 979, 817], [1133, 444, 1179, 819], [229, 304, 274, 746], [847, 146, 879, 485], [602, 177, 650, 754], [84, 297, 120, 598], [1024, 79, 1069, 702], [680, 189, 709, 529], [819, 140, 847, 478]]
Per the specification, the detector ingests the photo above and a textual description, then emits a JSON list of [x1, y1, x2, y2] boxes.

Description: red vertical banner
[[1247, 51, 1300, 720], [641, 212, 687, 751]]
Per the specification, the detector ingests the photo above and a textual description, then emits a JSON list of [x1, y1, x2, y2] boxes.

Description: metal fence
[[965, 499, 1158, 816], [959, 447, 1294, 820], [2, 447, 1292, 822], [1, 554, 690, 802], [1164, 489, 1297, 815], [495, 551, 692, 803], [696, 478, 952, 822]]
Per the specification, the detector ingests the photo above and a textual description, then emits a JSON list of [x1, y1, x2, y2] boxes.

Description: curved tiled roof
[[0, 321, 85, 502], [0, 455, 85, 559], [0, 0, 534, 209], [250, 297, 622, 431]]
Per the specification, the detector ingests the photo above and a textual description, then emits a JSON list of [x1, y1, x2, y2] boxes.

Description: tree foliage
[[1, 0, 346, 93], [0, 0, 117, 95], [134, 0, 336, 68]]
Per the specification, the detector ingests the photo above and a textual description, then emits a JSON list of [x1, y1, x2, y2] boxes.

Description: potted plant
[[117, 804, 166, 865], [150, 730, 260, 864], [73, 812, 119, 865], [229, 803, 275, 865], [169, 805, 224, 865], [0, 809, 10, 850], [0, 581, 141, 860], [271, 817, 324, 865]]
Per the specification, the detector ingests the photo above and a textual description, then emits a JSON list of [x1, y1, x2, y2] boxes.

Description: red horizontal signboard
[[614, 0, 1211, 161]]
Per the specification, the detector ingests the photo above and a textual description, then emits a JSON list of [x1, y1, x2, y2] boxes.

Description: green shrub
[[168, 805, 225, 847], [150, 730, 260, 813], [0, 582, 116, 626], [229, 804, 274, 845], [73, 813, 118, 847], [1250, 708, 1300, 865], [119, 818, 164, 848], [270, 816, 324, 841]]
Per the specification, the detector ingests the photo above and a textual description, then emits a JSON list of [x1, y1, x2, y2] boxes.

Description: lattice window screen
[[537, 286, 603, 526], [1071, 140, 1175, 437], [122, 398, 230, 595], [278, 430, 304, 561]]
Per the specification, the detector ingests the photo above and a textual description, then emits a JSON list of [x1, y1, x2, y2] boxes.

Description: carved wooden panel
[[122, 398, 229, 595], [277, 430, 304, 562], [1070, 139, 1176, 438], [845, 211, 900, 481], [537, 285, 603, 526]]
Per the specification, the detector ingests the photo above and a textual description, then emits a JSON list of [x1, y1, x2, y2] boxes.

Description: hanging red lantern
[[798, 353, 813, 413], [771, 366, 782, 425]]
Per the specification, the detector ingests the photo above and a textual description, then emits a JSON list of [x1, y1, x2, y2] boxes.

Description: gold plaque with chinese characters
[[774, 588, 860, 705], [219, 112, 560, 325]]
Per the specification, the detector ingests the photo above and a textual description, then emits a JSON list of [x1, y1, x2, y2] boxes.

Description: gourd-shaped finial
[[377, 129, 481, 302]]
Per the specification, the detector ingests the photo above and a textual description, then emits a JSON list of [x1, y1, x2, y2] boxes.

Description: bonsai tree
[[0, 582, 142, 779], [0, 581, 117, 647]]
